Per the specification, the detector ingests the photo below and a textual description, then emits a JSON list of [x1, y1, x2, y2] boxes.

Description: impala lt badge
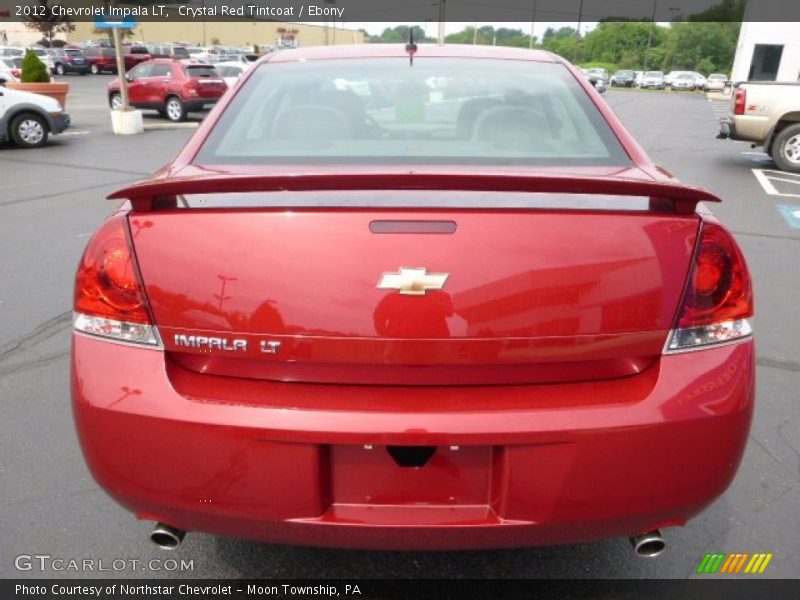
[[174, 335, 247, 352], [377, 267, 449, 295]]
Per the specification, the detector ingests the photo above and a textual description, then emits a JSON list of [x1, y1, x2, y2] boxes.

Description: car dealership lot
[[1, 78, 798, 579]]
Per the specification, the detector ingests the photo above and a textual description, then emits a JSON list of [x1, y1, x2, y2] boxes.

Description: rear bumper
[[184, 98, 221, 112], [72, 334, 754, 550], [718, 116, 735, 139]]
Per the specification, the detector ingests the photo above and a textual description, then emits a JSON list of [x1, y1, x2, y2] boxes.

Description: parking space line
[[753, 169, 782, 195], [752, 169, 800, 198]]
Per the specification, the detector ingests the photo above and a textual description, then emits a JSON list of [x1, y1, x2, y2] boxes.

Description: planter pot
[[111, 108, 144, 135], [5, 81, 70, 109]]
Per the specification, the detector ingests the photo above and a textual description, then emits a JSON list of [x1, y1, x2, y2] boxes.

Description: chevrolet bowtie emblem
[[377, 267, 449, 296]]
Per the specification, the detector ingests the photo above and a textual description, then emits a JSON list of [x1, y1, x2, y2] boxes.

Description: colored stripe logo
[[697, 552, 773, 574]]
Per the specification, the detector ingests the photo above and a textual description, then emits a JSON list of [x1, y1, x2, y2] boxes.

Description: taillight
[[734, 87, 746, 115], [665, 222, 753, 353], [73, 214, 160, 346]]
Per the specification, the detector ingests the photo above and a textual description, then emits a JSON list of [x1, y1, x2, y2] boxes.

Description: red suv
[[108, 59, 228, 121]]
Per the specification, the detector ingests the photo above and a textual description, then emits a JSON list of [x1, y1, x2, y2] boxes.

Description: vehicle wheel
[[164, 96, 186, 122], [90, 63, 99, 74], [772, 124, 800, 174], [109, 92, 123, 110], [9, 113, 48, 148], [55, 64, 65, 76]]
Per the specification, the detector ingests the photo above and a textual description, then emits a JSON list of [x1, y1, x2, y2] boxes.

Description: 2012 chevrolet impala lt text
[[71, 44, 754, 554]]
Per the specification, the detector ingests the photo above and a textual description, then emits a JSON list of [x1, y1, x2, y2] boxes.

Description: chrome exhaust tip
[[150, 523, 186, 550], [630, 530, 666, 557]]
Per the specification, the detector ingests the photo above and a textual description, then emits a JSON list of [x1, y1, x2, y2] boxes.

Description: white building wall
[[731, 22, 800, 83]]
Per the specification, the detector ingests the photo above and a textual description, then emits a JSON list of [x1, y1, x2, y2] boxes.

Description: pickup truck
[[718, 82, 800, 172]]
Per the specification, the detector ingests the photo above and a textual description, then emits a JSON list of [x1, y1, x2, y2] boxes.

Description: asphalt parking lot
[[1, 76, 798, 580]]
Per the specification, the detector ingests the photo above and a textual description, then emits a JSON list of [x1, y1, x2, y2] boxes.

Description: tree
[[368, 26, 432, 44], [658, 21, 739, 73], [20, 49, 51, 83], [23, 0, 75, 46]]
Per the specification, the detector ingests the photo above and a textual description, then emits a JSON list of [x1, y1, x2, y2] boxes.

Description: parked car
[[665, 71, 706, 90], [670, 73, 696, 91], [690, 72, 707, 89], [610, 69, 635, 87], [704, 73, 728, 92], [145, 43, 189, 60], [0, 59, 20, 84], [214, 61, 248, 87], [585, 68, 609, 87], [121, 44, 152, 70], [82, 47, 118, 74], [633, 70, 644, 87], [48, 48, 90, 75], [0, 84, 70, 147], [75, 44, 754, 554], [0, 46, 24, 59], [718, 81, 800, 172], [640, 71, 665, 89], [108, 59, 228, 121]]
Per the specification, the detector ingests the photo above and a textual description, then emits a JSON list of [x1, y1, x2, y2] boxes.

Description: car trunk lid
[[117, 171, 711, 385]]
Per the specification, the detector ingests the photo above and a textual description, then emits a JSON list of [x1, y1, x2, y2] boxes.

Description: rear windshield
[[185, 65, 219, 78], [195, 58, 630, 167], [645, 71, 662, 77]]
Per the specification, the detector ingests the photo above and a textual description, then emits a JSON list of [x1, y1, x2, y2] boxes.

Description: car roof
[[267, 43, 559, 64]]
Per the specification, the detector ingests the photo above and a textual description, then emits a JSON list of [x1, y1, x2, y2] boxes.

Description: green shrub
[[21, 50, 51, 83], [253, 44, 260, 54]]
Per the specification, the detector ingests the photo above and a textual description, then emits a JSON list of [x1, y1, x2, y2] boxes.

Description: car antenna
[[405, 28, 417, 66]]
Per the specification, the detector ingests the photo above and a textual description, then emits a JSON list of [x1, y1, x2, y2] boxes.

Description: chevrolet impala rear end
[[71, 45, 754, 554]]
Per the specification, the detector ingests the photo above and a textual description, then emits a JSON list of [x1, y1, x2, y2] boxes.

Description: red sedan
[[108, 59, 227, 122], [72, 44, 754, 555]]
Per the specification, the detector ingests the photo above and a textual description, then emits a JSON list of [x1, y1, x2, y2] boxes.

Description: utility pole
[[645, 0, 658, 69], [529, 0, 537, 49], [575, 0, 584, 63]]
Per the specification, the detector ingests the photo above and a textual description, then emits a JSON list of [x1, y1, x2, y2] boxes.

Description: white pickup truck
[[718, 82, 800, 172]]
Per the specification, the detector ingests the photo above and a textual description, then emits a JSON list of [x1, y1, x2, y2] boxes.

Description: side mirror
[[125, 73, 132, 82]]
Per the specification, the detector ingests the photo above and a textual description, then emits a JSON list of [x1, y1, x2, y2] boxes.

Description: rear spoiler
[[108, 172, 721, 214]]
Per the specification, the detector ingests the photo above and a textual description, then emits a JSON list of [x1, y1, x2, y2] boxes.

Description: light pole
[[528, 0, 537, 49], [437, 0, 446, 44], [575, 0, 584, 63], [645, 0, 658, 69]]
